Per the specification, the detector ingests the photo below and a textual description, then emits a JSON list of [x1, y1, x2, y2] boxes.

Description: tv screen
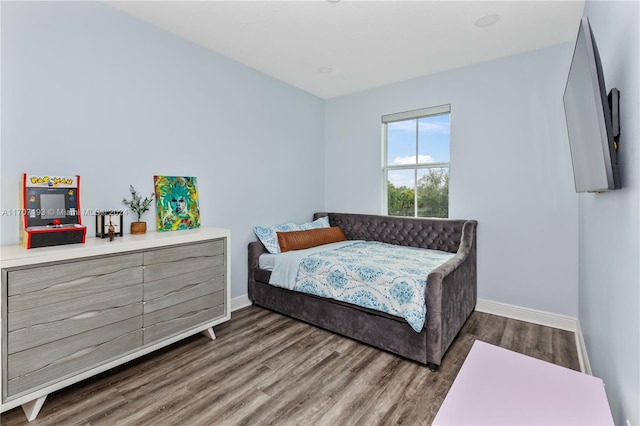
[[563, 16, 620, 193]]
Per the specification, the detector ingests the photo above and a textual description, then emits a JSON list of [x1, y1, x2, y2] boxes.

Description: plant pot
[[130, 221, 147, 235]]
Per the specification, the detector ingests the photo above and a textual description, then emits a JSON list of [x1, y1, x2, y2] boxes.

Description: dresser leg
[[201, 327, 216, 340], [22, 395, 47, 422]]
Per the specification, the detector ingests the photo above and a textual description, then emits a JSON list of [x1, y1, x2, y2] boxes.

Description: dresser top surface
[[1, 227, 230, 268]]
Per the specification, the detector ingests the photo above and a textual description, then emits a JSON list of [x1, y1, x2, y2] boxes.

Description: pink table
[[433, 340, 614, 425]]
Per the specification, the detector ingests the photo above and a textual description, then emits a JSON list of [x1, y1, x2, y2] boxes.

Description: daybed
[[247, 212, 477, 370]]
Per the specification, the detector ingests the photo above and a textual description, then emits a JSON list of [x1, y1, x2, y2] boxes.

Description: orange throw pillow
[[277, 227, 347, 252]]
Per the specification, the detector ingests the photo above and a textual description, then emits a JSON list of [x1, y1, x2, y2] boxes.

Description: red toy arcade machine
[[20, 174, 87, 249]]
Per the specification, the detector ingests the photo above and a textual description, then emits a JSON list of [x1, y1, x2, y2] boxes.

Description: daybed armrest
[[248, 240, 268, 302], [428, 219, 476, 277], [425, 220, 477, 365], [248, 240, 267, 270]]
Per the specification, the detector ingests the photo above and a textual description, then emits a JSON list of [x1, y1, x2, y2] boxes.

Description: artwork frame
[[154, 176, 201, 232]]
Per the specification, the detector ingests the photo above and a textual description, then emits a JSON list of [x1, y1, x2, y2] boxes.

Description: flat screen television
[[563, 16, 620, 193]]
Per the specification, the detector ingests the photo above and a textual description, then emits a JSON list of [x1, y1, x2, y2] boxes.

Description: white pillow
[[298, 216, 329, 230], [254, 216, 330, 254], [253, 223, 298, 254]]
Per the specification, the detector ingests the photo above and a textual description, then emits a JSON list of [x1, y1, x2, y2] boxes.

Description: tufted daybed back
[[313, 212, 470, 254]]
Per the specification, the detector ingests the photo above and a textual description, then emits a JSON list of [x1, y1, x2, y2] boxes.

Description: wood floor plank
[[313, 352, 401, 425], [1, 306, 581, 426], [147, 365, 275, 426], [552, 328, 581, 371], [357, 368, 421, 426]]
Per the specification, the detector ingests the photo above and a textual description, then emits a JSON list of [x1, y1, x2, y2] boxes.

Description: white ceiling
[[106, 0, 585, 99]]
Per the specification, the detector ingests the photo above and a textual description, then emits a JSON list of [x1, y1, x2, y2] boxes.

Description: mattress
[[259, 240, 454, 331]]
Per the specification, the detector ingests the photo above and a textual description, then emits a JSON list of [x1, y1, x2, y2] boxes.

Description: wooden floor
[[2, 305, 580, 425]]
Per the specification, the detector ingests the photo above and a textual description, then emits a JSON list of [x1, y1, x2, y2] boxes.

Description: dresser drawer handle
[[68, 309, 109, 320]]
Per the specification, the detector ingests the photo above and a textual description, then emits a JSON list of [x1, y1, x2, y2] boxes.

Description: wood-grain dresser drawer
[[143, 241, 224, 284], [143, 290, 225, 344], [8, 286, 143, 354], [6, 317, 143, 399], [144, 267, 225, 313], [143, 240, 224, 266], [6, 253, 143, 309]]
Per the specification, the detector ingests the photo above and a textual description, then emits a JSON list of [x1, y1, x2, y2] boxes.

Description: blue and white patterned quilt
[[268, 240, 455, 332]]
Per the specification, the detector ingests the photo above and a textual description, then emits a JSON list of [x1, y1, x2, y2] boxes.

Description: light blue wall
[[325, 44, 580, 317], [3, 4, 638, 422], [0, 1, 325, 299], [580, 2, 640, 425]]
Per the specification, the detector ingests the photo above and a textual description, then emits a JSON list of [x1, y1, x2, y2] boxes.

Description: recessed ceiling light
[[475, 14, 500, 28], [327, 0, 340, 3], [317, 66, 333, 74]]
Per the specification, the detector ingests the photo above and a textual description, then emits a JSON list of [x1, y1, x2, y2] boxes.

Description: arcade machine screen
[[40, 193, 66, 219]]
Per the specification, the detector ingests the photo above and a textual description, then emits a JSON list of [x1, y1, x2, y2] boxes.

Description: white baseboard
[[476, 298, 578, 332], [476, 298, 592, 374], [574, 321, 592, 375], [231, 294, 252, 312]]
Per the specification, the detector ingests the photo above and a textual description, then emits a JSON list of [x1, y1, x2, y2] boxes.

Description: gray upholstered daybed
[[247, 212, 477, 370]]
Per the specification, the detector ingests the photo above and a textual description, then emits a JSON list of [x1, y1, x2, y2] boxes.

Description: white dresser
[[0, 227, 231, 421]]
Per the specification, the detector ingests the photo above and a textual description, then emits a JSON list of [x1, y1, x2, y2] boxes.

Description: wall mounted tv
[[563, 16, 621, 193]]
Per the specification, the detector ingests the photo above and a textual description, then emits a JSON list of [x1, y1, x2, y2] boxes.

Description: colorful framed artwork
[[154, 176, 201, 232]]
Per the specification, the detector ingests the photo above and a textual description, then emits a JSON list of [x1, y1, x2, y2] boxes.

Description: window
[[383, 105, 451, 218]]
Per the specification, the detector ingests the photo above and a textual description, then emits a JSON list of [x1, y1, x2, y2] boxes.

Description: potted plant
[[122, 185, 154, 235]]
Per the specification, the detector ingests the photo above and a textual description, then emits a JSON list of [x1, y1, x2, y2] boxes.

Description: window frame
[[382, 104, 451, 217]]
